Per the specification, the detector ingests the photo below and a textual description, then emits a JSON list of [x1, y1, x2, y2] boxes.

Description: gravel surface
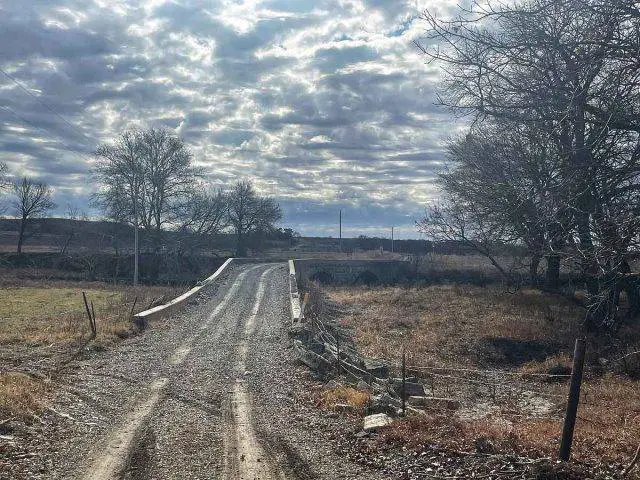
[[1, 263, 385, 480], [3, 262, 630, 480]]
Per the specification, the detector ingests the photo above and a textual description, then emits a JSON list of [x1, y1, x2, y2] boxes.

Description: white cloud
[[0, 0, 460, 237]]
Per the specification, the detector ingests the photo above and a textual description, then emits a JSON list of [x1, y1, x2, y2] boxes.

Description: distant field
[[324, 283, 640, 464]]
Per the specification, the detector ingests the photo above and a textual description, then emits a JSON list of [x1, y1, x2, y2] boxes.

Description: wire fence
[[304, 311, 578, 420]]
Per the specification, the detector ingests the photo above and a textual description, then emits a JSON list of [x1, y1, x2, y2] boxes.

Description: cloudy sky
[[0, 0, 464, 238]]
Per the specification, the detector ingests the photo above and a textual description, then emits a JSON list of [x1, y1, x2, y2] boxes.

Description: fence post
[[401, 345, 406, 416], [336, 333, 341, 375], [559, 338, 587, 461], [82, 292, 96, 339]]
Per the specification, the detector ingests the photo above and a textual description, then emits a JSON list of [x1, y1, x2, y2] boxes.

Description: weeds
[[325, 282, 640, 465], [0, 372, 48, 421]]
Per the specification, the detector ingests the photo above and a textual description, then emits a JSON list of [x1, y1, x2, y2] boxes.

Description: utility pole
[[133, 172, 139, 287], [391, 226, 394, 254], [339, 209, 342, 253]]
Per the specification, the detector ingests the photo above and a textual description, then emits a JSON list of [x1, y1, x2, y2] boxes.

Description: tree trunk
[[530, 254, 541, 286], [545, 254, 560, 291], [620, 260, 640, 320], [16, 216, 27, 254], [236, 230, 247, 257]]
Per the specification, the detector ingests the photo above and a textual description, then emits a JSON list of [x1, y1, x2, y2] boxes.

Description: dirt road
[[8, 263, 383, 480]]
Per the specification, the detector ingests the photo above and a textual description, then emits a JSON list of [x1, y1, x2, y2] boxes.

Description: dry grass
[[325, 283, 640, 464], [326, 284, 582, 368], [0, 280, 183, 421], [0, 372, 48, 421], [0, 282, 182, 346], [315, 385, 370, 415], [380, 375, 640, 463]]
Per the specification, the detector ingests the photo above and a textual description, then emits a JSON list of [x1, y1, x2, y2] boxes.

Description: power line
[[0, 104, 96, 166], [0, 66, 98, 148]]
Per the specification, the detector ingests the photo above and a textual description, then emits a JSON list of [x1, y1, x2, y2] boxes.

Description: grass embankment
[[324, 283, 640, 465], [0, 281, 182, 421]]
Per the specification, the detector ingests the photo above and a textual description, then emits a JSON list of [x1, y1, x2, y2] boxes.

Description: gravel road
[[2, 262, 385, 480]]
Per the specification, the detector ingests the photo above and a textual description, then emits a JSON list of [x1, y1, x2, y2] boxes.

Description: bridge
[[292, 258, 410, 285]]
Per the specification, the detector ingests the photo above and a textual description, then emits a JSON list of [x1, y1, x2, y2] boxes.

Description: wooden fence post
[[82, 292, 96, 339], [401, 345, 406, 416], [336, 333, 341, 375], [559, 338, 587, 461]]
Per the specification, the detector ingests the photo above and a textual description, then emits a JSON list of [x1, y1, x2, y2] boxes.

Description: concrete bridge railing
[[292, 259, 410, 286]]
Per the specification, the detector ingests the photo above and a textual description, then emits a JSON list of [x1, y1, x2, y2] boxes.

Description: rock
[[390, 378, 425, 397], [294, 340, 333, 374], [363, 358, 389, 379], [369, 393, 402, 415], [356, 380, 372, 392], [363, 413, 392, 432], [307, 341, 325, 355], [407, 396, 460, 410]]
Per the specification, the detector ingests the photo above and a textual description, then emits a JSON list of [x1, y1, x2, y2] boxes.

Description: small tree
[[12, 177, 56, 254], [227, 180, 281, 256]]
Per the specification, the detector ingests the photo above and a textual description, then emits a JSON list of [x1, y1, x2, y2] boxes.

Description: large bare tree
[[418, 0, 640, 330], [94, 128, 199, 283], [94, 130, 144, 284], [138, 128, 200, 247], [12, 177, 55, 254]]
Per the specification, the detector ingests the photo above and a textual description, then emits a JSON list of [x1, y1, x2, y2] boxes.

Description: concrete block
[[363, 413, 392, 432]]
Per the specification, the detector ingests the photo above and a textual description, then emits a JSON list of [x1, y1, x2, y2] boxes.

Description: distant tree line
[[417, 0, 640, 331]]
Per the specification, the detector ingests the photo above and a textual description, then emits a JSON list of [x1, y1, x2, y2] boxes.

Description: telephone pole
[[391, 226, 394, 253], [339, 209, 342, 253]]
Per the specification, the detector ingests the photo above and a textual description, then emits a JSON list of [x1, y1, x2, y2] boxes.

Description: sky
[[0, 0, 464, 239]]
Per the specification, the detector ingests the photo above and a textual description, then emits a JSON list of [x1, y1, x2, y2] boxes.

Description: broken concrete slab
[[363, 413, 392, 432], [363, 358, 389, 379], [390, 379, 425, 397]]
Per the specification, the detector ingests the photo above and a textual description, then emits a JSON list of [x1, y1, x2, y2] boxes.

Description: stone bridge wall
[[292, 259, 410, 285]]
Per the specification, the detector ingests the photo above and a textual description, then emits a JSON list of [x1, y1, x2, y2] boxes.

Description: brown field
[[324, 283, 640, 465], [0, 280, 183, 421]]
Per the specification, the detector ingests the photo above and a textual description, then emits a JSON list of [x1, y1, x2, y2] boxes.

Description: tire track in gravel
[[82, 264, 263, 480], [222, 265, 288, 480]]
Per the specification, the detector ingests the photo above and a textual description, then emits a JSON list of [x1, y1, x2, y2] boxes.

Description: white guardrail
[[133, 258, 235, 324], [288, 259, 303, 323]]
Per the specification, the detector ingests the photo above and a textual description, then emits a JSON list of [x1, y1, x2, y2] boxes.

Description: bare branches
[[417, 0, 640, 330], [227, 180, 282, 256], [93, 128, 200, 238]]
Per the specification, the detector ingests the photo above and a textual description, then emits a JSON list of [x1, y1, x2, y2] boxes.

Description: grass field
[[0, 282, 182, 346], [0, 281, 182, 421], [324, 283, 640, 465]]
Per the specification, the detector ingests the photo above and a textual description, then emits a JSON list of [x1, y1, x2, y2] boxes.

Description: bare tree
[[0, 162, 11, 214], [57, 204, 87, 256], [417, 0, 640, 330], [180, 187, 228, 236], [0, 162, 9, 191], [94, 130, 144, 285], [227, 180, 282, 256], [138, 128, 201, 249], [12, 177, 56, 254], [425, 122, 570, 288], [94, 128, 200, 283]]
